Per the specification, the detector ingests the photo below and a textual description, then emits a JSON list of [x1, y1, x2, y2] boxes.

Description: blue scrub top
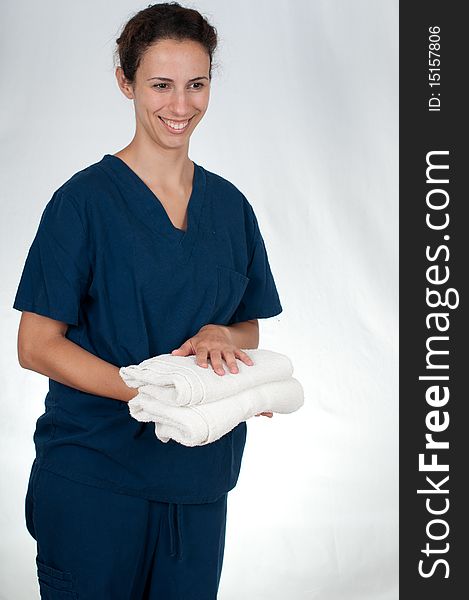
[[13, 154, 283, 503]]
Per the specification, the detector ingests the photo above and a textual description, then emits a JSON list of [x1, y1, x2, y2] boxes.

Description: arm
[[17, 311, 137, 403]]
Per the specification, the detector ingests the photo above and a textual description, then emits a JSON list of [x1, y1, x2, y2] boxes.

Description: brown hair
[[114, 2, 218, 85]]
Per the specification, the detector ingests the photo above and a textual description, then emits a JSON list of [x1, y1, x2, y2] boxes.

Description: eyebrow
[[146, 76, 209, 82]]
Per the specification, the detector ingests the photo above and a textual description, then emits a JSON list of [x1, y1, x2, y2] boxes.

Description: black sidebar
[[400, 2, 466, 597]]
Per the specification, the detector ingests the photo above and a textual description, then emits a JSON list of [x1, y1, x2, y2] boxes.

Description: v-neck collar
[[100, 154, 206, 263]]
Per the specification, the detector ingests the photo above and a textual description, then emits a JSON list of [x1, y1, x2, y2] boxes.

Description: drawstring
[[168, 503, 184, 561]]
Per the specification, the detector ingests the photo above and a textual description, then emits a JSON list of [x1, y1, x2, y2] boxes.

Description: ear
[[115, 66, 134, 100]]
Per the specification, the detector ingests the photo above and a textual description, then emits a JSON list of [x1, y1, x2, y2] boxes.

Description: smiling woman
[[13, 2, 283, 598], [120, 39, 210, 140], [115, 36, 211, 156]]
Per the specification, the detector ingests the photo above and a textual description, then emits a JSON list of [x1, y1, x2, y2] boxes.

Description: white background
[[1, 1, 398, 598]]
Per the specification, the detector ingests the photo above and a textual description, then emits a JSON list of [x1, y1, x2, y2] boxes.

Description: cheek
[[194, 92, 210, 112], [137, 90, 164, 112]]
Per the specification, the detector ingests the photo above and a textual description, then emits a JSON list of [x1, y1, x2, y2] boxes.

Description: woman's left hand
[[171, 323, 252, 375], [171, 324, 273, 418]]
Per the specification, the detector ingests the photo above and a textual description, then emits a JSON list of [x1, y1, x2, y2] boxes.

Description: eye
[[190, 82, 204, 89], [153, 83, 168, 90]]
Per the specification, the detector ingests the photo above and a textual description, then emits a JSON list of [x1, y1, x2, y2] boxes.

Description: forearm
[[21, 335, 137, 403], [20, 321, 258, 401]]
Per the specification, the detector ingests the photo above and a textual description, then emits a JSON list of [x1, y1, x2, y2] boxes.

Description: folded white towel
[[128, 377, 304, 446], [119, 348, 294, 407]]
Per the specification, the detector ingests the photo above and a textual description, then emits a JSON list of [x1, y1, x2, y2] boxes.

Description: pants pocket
[[36, 558, 78, 599], [25, 459, 39, 540]]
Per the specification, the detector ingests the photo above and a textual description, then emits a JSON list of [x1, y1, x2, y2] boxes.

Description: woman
[[14, 3, 282, 598]]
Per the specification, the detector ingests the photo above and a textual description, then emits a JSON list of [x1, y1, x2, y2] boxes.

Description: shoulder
[[200, 165, 261, 249], [43, 157, 117, 225], [201, 164, 255, 218], [57, 157, 113, 203]]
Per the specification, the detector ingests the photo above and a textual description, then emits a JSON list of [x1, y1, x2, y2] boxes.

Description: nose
[[166, 89, 193, 118]]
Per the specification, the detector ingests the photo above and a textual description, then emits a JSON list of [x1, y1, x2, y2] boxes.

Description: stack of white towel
[[119, 348, 304, 447]]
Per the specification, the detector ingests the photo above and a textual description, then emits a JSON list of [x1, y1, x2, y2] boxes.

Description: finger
[[195, 346, 209, 368], [234, 349, 254, 366], [188, 338, 197, 355], [222, 350, 239, 374], [171, 340, 193, 356], [208, 350, 225, 376]]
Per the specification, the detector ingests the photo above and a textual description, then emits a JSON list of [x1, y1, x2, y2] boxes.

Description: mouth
[[158, 115, 194, 133]]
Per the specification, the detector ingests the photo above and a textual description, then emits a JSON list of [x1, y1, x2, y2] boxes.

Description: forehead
[[138, 39, 210, 76]]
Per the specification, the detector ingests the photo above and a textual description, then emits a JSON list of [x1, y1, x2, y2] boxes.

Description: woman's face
[[117, 38, 211, 149]]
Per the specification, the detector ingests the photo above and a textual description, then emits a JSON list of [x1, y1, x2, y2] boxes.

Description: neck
[[115, 137, 193, 189]]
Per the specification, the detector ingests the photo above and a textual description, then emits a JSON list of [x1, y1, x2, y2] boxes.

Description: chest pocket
[[210, 265, 249, 325]]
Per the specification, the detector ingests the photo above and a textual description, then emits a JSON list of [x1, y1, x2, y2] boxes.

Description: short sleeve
[[12, 190, 92, 326], [229, 203, 283, 325]]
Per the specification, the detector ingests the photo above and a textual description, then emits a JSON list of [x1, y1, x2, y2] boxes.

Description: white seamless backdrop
[[1, 1, 398, 599]]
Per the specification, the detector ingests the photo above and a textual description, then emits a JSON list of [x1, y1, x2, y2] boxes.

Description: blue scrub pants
[[25, 460, 228, 599]]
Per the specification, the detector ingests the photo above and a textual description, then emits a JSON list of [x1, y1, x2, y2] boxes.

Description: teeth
[[161, 117, 190, 130]]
